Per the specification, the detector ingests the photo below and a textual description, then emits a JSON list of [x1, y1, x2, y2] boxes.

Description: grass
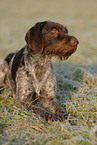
[[0, 0, 97, 144], [0, 63, 97, 145]]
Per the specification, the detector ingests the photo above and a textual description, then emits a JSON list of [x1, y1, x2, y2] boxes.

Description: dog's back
[[0, 53, 15, 91]]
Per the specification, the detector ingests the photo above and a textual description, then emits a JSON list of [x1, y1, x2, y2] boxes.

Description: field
[[0, 0, 97, 144]]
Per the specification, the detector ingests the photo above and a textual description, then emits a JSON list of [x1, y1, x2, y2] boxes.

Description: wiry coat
[[0, 21, 79, 120]]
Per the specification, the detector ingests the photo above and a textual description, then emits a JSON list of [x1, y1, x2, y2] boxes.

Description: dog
[[0, 21, 79, 121]]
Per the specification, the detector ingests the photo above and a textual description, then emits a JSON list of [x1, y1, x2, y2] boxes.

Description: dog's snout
[[70, 37, 79, 46]]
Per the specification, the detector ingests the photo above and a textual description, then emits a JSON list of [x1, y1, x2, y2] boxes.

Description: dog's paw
[[56, 111, 68, 121], [43, 113, 57, 121]]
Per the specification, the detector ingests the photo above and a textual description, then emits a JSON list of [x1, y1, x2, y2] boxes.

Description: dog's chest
[[34, 62, 48, 81], [28, 55, 51, 79], [25, 54, 53, 95]]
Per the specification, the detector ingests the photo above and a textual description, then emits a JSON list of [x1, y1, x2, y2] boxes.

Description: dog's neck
[[24, 45, 52, 63], [24, 46, 53, 73]]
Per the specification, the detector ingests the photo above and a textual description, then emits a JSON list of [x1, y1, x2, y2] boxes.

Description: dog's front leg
[[15, 70, 57, 121], [39, 96, 68, 121]]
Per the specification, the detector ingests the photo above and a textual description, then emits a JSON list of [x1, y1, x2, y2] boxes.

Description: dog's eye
[[51, 29, 58, 34]]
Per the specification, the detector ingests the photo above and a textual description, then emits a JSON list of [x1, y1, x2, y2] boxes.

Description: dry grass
[[0, 0, 97, 144]]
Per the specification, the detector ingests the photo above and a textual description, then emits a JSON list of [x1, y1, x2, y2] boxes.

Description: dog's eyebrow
[[60, 25, 68, 33], [50, 26, 59, 30]]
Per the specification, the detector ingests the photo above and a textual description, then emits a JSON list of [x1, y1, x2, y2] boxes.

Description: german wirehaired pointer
[[0, 21, 79, 121]]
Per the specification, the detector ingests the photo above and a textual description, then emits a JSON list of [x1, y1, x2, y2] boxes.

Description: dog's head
[[25, 21, 79, 59]]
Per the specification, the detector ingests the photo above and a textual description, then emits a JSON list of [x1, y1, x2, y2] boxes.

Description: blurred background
[[0, 0, 97, 64]]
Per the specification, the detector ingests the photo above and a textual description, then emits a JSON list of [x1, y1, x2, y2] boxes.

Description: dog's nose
[[70, 37, 79, 46]]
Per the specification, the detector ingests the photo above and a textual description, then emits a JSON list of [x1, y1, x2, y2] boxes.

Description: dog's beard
[[43, 44, 77, 60], [60, 46, 77, 60]]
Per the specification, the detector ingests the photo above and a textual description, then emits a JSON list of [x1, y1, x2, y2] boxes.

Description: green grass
[[0, 0, 97, 144], [0, 63, 97, 145]]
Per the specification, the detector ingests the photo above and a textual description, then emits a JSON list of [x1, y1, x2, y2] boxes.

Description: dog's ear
[[25, 21, 47, 53]]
